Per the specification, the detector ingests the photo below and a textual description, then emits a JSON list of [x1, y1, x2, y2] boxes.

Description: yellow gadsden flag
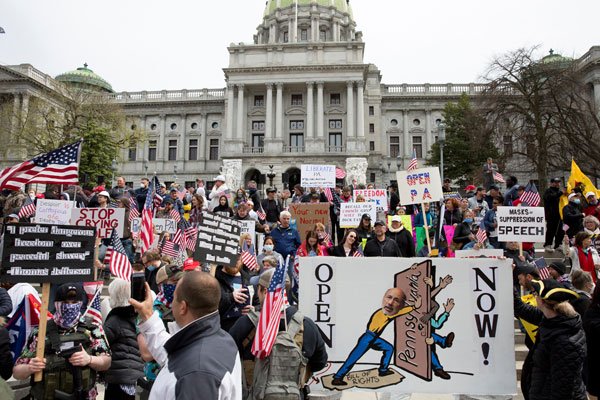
[[559, 159, 599, 218]]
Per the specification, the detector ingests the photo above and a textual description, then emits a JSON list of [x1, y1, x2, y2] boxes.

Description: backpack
[[247, 310, 308, 400]]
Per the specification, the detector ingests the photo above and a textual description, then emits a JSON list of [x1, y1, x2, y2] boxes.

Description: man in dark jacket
[[364, 220, 402, 257], [269, 211, 301, 261], [543, 178, 564, 252], [135, 178, 150, 213], [563, 193, 585, 240], [247, 180, 261, 212], [260, 188, 282, 224], [386, 216, 415, 257], [0, 288, 12, 317], [503, 176, 520, 206]]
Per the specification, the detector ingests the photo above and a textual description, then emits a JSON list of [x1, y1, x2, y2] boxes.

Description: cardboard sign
[[239, 220, 256, 248], [497, 207, 545, 242], [301, 164, 336, 188], [455, 249, 504, 259], [289, 203, 330, 241], [34, 199, 74, 225], [194, 212, 241, 267], [396, 167, 443, 205], [339, 202, 376, 228], [70, 208, 125, 239], [299, 257, 516, 395], [353, 189, 388, 211], [131, 218, 177, 234], [0, 223, 96, 284]]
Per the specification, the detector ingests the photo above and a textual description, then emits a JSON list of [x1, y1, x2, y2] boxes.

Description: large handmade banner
[[0, 223, 96, 284], [301, 165, 336, 188], [299, 257, 516, 396], [194, 212, 241, 267], [497, 207, 545, 243], [70, 208, 125, 239], [396, 167, 443, 205], [353, 189, 388, 211], [34, 199, 74, 225], [289, 203, 330, 240]]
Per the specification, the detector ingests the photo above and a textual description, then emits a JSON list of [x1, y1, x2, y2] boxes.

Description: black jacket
[[0, 326, 12, 380], [563, 202, 584, 238], [215, 266, 251, 332], [329, 244, 361, 257], [229, 306, 328, 375], [363, 237, 402, 257], [452, 222, 473, 248], [0, 288, 12, 317], [443, 209, 462, 226], [386, 229, 415, 257], [583, 304, 600, 396], [355, 226, 373, 243], [104, 306, 144, 385], [543, 187, 563, 219]]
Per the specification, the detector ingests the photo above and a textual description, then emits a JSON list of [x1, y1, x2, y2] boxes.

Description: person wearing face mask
[[142, 250, 163, 295], [451, 209, 477, 251], [585, 192, 600, 220], [256, 236, 284, 268], [13, 283, 111, 400], [564, 192, 586, 240], [569, 232, 600, 284], [134, 178, 150, 213]]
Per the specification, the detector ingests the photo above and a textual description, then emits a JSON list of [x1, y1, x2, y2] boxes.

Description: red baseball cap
[[183, 258, 200, 271], [464, 185, 477, 192]]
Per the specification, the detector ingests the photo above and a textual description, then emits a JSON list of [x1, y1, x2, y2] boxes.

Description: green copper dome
[[541, 49, 573, 65], [264, 0, 353, 17], [55, 63, 114, 93]]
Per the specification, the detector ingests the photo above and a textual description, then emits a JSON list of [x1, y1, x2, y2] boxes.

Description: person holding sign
[[363, 221, 402, 257], [13, 283, 111, 400]]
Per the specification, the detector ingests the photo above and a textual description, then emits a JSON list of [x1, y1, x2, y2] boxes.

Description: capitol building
[[1, 0, 599, 190]]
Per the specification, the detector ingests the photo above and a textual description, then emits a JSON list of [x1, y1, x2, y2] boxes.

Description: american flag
[[0, 140, 82, 191], [251, 259, 288, 359], [520, 182, 541, 207], [128, 196, 140, 221], [169, 208, 182, 223], [407, 149, 418, 171], [335, 167, 346, 179], [109, 198, 119, 208], [493, 171, 505, 183], [140, 177, 156, 253], [534, 258, 551, 280], [183, 221, 198, 251], [18, 196, 36, 218], [161, 238, 180, 258], [352, 249, 363, 257], [104, 229, 132, 281], [323, 187, 333, 202], [476, 219, 488, 243], [82, 281, 103, 303], [81, 288, 103, 328], [443, 192, 462, 200], [256, 205, 266, 221], [241, 241, 260, 271]]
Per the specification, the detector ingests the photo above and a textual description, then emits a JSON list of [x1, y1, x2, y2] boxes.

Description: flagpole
[[34, 283, 51, 382], [73, 139, 84, 209], [421, 203, 432, 255]]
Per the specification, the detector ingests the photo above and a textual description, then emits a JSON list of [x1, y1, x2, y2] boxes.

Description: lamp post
[[267, 165, 276, 188], [438, 123, 446, 184], [111, 158, 117, 187]]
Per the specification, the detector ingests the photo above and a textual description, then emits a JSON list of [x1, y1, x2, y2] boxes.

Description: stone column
[[356, 80, 365, 138], [226, 84, 235, 140], [179, 114, 187, 161], [403, 109, 410, 157], [316, 82, 324, 138], [306, 82, 314, 140], [424, 109, 431, 157], [275, 83, 283, 139], [346, 81, 355, 139], [236, 84, 245, 140], [11, 93, 21, 134], [265, 83, 273, 140], [594, 80, 600, 113], [198, 113, 207, 160], [161, 114, 167, 161], [20, 94, 29, 126]]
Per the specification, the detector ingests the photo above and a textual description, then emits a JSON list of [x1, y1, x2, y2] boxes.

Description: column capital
[[346, 80, 355, 88], [158, 114, 166, 120], [316, 81, 325, 88], [227, 83, 235, 90], [237, 83, 245, 91], [306, 81, 315, 87], [356, 80, 364, 87], [276, 82, 284, 89], [265, 82, 274, 89], [402, 108, 410, 114]]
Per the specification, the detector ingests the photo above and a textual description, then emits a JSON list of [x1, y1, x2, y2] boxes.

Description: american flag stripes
[[407, 149, 418, 171], [104, 229, 132, 281], [128, 196, 140, 221], [256, 206, 266, 221], [18, 196, 36, 218], [352, 249, 363, 257], [520, 182, 541, 207], [140, 177, 156, 253], [169, 208, 182, 223], [175, 218, 198, 251], [534, 258, 551, 280], [476, 219, 487, 243], [335, 167, 346, 179], [241, 241, 260, 271], [81, 287, 103, 328], [82, 281, 103, 303], [0, 140, 82, 191], [251, 259, 288, 359], [493, 171, 505, 183], [161, 238, 180, 258], [323, 187, 333, 202]]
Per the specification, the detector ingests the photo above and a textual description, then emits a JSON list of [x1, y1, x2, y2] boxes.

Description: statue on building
[[345, 157, 368, 186], [221, 159, 242, 190]]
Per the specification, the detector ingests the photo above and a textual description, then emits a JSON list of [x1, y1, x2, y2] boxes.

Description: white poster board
[[131, 218, 177, 234], [70, 208, 125, 238], [34, 199, 74, 225], [497, 207, 545, 242], [353, 189, 388, 211], [396, 167, 443, 205], [299, 257, 516, 396], [455, 249, 504, 259], [301, 164, 336, 188], [339, 202, 377, 228], [239, 220, 256, 248]]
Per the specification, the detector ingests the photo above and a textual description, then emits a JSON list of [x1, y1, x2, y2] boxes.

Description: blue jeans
[[431, 332, 447, 370], [334, 330, 394, 379]]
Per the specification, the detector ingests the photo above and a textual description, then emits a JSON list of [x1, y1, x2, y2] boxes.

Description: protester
[[355, 213, 374, 243], [110, 176, 130, 200], [386, 215, 415, 257], [188, 194, 205, 227], [142, 250, 163, 294], [414, 203, 433, 230], [483, 196, 501, 249], [547, 261, 570, 285], [233, 187, 248, 210], [104, 279, 144, 400], [269, 211, 301, 262], [484, 184, 501, 209], [468, 186, 490, 217], [233, 203, 269, 234], [168, 189, 184, 217], [134, 178, 150, 213], [564, 192, 585, 240], [261, 187, 282, 224], [584, 192, 600, 219], [291, 184, 304, 204], [213, 195, 234, 217], [208, 175, 230, 211], [296, 230, 325, 257], [364, 220, 402, 257], [482, 157, 499, 190], [569, 232, 600, 283], [451, 209, 476, 251], [503, 176, 520, 206], [443, 198, 462, 226], [329, 229, 363, 257], [570, 269, 593, 317], [583, 284, 600, 399], [0, 287, 12, 318], [313, 222, 332, 251], [584, 215, 600, 235], [256, 236, 284, 268], [215, 257, 251, 332], [544, 177, 565, 252]]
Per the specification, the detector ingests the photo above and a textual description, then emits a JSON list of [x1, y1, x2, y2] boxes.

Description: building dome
[[264, 0, 353, 17], [541, 49, 573, 65], [55, 63, 114, 93]]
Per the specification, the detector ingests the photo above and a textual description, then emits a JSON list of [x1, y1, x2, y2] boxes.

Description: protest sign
[[396, 167, 443, 205], [289, 203, 330, 240], [301, 164, 336, 188], [131, 218, 177, 234], [34, 199, 73, 225], [299, 257, 516, 395], [455, 249, 504, 258], [0, 223, 96, 284], [70, 208, 125, 239], [339, 202, 376, 228], [353, 189, 388, 211], [239, 220, 256, 248], [497, 207, 545, 242], [194, 212, 241, 267]]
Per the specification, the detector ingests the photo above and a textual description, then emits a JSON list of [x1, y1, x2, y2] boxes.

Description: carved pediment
[[409, 127, 425, 134], [325, 106, 346, 115], [285, 106, 306, 116], [207, 130, 222, 136], [248, 108, 266, 117], [386, 127, 401, 134]]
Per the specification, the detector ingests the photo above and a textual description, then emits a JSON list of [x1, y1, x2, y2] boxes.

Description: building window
[[390, 119, 398, 127], [131, 124, 136, 130], [369, 141, 375, 151], [150, 123, 157, 130], [128, 141, 137, 162], [330, 93, 341, 105], [300, 29, 308, 41], [412, 136, 423, 158], [209, 139, 219, 160], [189, 139, 198, 160], [170, 123, 177, 130], [369, 106, 374, 116], [435, 118, 442, 126], [252, 121, 265, 131], [252, 134, 265, 149], [283, 31, 289, 43], [319, 29, 327, 41], [191, 122, 198, 130], [390, 136, 400, 158], [413, 119, 421, 126], [148, 140, 157, 161], [290, 120, 304, 130], [503, 135, 513, 157], [291, 94, 303, 106], [254, 95, 264, 107], [370, 173, 376, 183], [369, 123, 375, 133], [328, 133, 342, 152], [290, 133, 304, 150], [211, 122, 219, 129], [168, 140, 177, 161], [329, 119, 342, 130]]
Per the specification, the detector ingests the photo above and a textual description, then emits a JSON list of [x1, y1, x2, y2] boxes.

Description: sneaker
[[544, 245, 555, 253], [378, 369, 395, 377], [434, 369, 451, 380], [331, 378, 347, 386]]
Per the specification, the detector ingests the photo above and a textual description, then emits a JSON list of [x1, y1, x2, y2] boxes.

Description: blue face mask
[[147, 265, 157, 272], [263, 244, 274, 252], [464, 218, 473, 224], [573, 199, 581, 205]]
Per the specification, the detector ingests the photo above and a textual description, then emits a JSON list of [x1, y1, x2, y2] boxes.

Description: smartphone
[[131, 272, 146, 302]]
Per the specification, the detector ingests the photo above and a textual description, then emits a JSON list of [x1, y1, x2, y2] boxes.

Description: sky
[[1, 0, 598, 92]]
